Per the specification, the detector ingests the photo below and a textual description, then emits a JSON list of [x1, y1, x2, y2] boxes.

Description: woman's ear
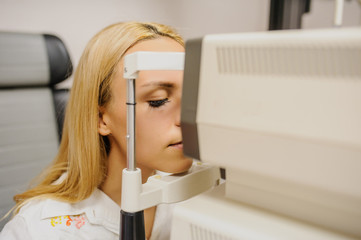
[[98, 107, 111, 136]]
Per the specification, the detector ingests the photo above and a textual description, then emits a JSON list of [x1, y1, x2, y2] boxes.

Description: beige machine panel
[[182, 27, 361, 238]]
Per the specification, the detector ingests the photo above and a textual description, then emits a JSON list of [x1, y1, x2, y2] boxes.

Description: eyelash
[[148, 98, 170, 108]]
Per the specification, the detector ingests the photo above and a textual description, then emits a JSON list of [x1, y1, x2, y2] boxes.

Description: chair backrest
[[0, 32, 72, 230]]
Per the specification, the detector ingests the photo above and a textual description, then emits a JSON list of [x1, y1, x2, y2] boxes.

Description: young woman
[[0, 22, 193, 240]]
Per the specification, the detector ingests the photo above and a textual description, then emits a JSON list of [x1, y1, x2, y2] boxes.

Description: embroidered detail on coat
[[73, 215, 86, 229], [50, 215, 86, 229]]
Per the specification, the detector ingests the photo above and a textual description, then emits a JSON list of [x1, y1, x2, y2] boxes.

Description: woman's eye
[[148, 98, 170, 108]]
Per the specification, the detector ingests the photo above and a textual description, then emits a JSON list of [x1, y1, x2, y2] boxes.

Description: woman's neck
[[100, 146, 157, 239], [100, 147, 155, 206]]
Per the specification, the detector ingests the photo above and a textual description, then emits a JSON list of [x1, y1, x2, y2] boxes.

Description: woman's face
[[99, 37, 193, 174]]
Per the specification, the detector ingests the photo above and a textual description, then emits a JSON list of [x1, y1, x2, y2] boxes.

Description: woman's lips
[[168, 141, 183, 149]]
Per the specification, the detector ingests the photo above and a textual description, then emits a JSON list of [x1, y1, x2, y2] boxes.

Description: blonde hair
[[11, 22, 184, 215]]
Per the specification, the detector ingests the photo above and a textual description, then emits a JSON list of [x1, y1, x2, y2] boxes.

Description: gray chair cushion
[[0, 32, 72, 230]]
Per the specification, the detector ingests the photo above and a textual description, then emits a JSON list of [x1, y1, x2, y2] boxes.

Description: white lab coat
[[0, 188, 174, 240]]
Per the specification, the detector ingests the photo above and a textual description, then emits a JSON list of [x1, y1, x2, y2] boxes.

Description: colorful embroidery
[[73, 216, 85, 229], [50, 216, 62, 227], [50, 215, 86, 229], [65, 216, 72, 226]]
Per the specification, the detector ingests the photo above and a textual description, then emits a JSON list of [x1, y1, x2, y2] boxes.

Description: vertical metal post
[[121, 78, 145, 240], [126, 78, 136, 171]]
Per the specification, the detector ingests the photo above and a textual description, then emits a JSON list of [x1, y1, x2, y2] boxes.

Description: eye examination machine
[[121, 26, 361, 240], [173, 27, 361, 240]]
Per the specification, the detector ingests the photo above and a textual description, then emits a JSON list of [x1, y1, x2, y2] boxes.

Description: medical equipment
[[174, 27, 361, 239], [121, 51, 220, 240]]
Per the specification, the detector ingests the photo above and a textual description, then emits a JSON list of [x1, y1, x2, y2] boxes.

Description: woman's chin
[[159, 157, 194, 174]]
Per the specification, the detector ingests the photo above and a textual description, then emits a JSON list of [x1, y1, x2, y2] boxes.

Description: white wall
[[303, 0, 361, 29], [164, 0, 270, 39], [0, 0, 360, 87], [0, 0, 269, 87]]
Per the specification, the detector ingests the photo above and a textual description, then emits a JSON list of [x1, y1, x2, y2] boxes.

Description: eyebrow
[[140, 81, 175, 88]]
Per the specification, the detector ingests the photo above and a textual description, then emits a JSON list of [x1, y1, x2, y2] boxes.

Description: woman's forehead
[[138, 69, 183, 89], [111, 69, 183, 99]]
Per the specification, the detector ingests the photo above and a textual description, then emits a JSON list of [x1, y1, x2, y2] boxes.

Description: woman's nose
[[175, 108, 181, 127], [175, 98, 181, 127]]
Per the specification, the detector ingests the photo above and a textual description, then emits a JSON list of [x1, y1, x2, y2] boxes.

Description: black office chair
[[0, 32, 72, 230]]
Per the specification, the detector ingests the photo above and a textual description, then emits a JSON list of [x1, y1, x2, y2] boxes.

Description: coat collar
[[40, 188, 121, 234]]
